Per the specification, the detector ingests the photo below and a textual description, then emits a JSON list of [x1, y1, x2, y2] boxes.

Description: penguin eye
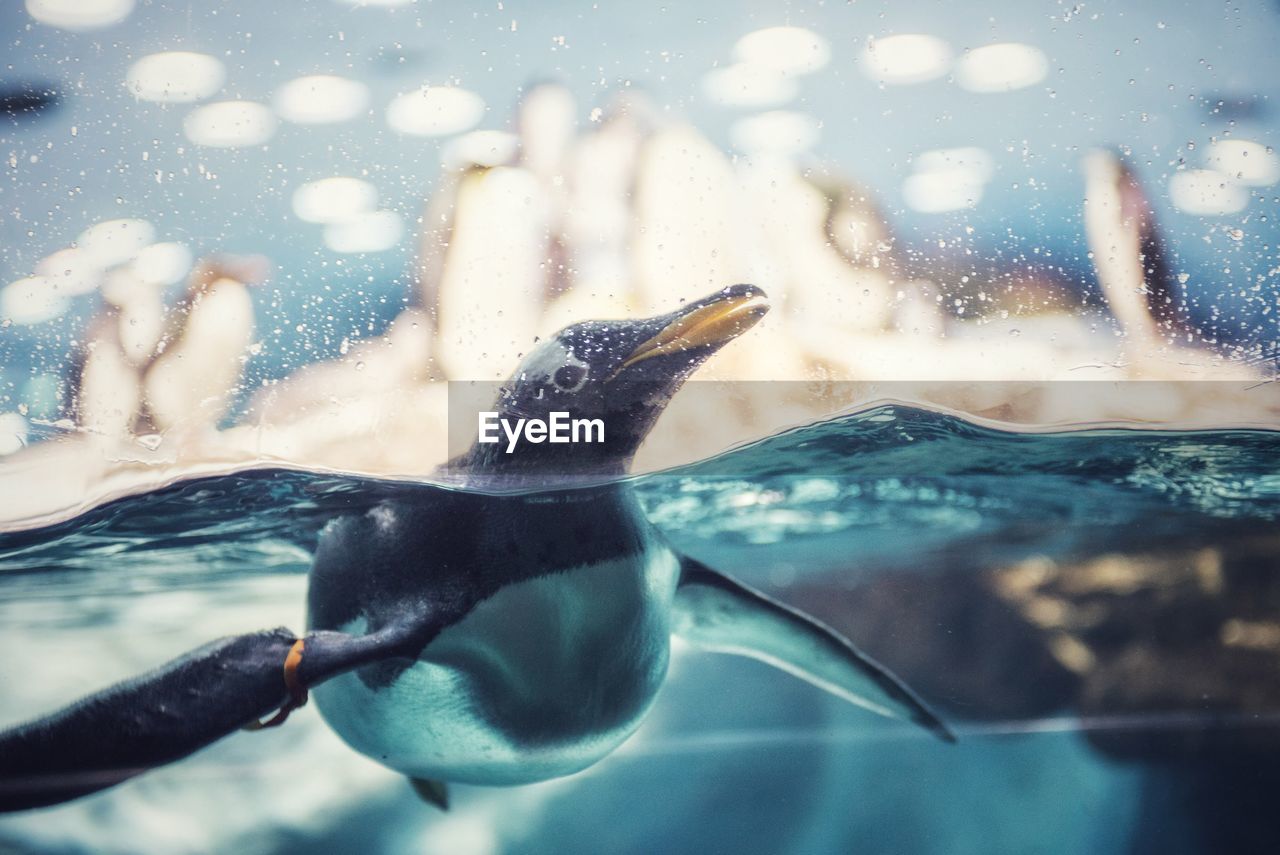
[[552, 364, 588, 392]]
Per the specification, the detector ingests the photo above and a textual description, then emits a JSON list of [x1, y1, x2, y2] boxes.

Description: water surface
[[1, 405, 1278, 854]]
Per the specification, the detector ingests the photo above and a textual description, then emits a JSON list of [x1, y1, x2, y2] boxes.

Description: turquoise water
[[1, 405, 1278, 853]]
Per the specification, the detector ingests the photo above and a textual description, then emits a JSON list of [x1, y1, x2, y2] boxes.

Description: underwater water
[[1, 404, 1279, 854]]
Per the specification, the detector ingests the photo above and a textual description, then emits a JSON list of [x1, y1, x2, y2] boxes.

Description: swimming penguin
[[0, 284, 952, 813]]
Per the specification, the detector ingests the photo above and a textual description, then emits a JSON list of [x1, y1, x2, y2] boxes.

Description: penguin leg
[[408, 777, 450, 810], [0, 621, 428, 812], [672, 558, 955, 743]]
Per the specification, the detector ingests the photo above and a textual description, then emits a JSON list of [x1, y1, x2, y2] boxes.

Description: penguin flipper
[[0, 622, 425, 812], [672, 558, 955, 743], [408, 777, 450, 810]]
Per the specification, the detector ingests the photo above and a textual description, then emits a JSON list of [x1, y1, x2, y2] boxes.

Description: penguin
[[70, 314, 145, 442], [0, 284, 951, 813], [245, 307, 435, 427], [428, 83, 575, 381], [737, 157, 903, 379], [538, 91, 655, 334], [140, 255, 268, 436], [1076, 148, 1268, 389], [515, 80, 577, 187], [1081, 148, 1188, 349], [228, 307, 448, 476], [632, 126, 748, 316], [68, 265, 166, 441]]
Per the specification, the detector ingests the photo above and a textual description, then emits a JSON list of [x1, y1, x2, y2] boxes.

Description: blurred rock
[[786, 571, 1081, 721], [782, 532, 1280, 763]]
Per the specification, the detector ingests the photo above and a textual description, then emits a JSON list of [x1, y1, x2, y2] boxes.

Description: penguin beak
[[616, 285, 770, 374]]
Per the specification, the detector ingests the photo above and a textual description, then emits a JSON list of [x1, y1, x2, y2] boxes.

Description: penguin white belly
[[313, 549, 680, 784]]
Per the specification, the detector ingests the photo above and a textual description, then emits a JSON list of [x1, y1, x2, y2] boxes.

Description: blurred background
[[0, 0, 1278, 474], [1, 1, 1279, 853]]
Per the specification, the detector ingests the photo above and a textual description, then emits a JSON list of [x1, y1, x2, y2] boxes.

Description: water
[[1, 405, 1278, 854]]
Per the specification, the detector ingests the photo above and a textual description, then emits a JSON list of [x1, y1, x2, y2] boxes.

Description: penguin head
[[474, 284, 768, 475]]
